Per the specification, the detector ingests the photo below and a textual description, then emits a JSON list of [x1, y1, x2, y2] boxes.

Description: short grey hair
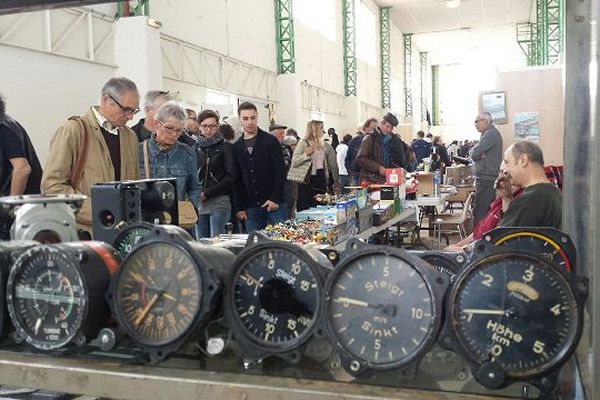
[[143, 90, 172, 109], [101, 77, 138, 101], [155, 101, 187, 124], [510, 140, 545, 166], [479, 111, 493, 124]]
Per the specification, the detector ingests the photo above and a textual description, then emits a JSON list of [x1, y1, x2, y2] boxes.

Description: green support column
[[546, 0, 563, 64], [274, 0, 296, 74], [342, 0, 357, 96], [380, 7, 391, 109], [419, 52, 427, 122], [403, 33, 413, 117], [117, 0, 149, 17], [537, 0, 549, 64], [431, 65, 439, 126], [516, 23, 540, 66]]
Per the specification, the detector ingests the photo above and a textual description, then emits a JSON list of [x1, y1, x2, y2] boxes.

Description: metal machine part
[[0, 194, 86, 243], [323, 240, 449, 377], [223, 233, 333, 363], [441, 241, 587, 393], [108, 225, 233, 362], [6, 241, 119, 350]]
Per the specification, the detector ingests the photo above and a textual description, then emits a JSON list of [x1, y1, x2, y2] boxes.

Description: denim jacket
[[139, 138, 201, 205]]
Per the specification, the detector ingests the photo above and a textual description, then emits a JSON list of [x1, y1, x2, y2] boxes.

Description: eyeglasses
[[200, 124, 218, 129], [158, 120, 184, 135], [107, 93, 140, 115]]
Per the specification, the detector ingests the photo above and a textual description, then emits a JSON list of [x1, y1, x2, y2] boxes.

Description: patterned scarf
[[197, 133, 223, 148]]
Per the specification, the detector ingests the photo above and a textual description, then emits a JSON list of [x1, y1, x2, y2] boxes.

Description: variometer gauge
[[112, 222, 154, 258], [323, 240, 449, 377], [442, 241, 587, 392], [108, 225, 233, 361], [410, 250, 466, 284], [6, 241, 119, 350], [484, 227, 576, 273], [223, 233, 333, 363]]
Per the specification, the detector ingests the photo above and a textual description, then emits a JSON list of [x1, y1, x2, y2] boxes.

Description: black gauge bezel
[[411, 250, 466, 284], [484, 227, 576, 274], [112, 221, 154, 258], [108, 225, 220, 361], [442, 241, 587, 391], [223, 233, 328, 361], [323, 240, 448, 376], [7, 245, 87, 350]]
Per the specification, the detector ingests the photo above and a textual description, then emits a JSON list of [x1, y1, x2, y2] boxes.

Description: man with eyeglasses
[[131, 90, 171, 142], [42, 77, 141, 237], [470, 111, 503, 227]]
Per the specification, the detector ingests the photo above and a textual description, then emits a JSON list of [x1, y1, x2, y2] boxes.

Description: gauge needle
[[333, 296, 369, 307], [462, 309, 506, 316], [162, 292, 177, 302], [242, 272, 263, 287], [34, 318, 42, 335], [134, 293, 161, 327]]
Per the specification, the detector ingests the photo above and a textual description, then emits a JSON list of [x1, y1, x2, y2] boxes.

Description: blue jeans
[[196, 210, 230, 238], [245, 202, 287, 233]]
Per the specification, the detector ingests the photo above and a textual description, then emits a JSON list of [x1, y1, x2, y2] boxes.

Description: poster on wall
[[514, 112, 540, 142], [481, 91, 507, 124]]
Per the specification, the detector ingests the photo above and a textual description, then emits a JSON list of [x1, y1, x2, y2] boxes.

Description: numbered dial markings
[[327, 254, 435, 366], [452, 256, 578, 378], [113, 224, 153, 258], [8, 249, 85, 349], [115, 243, 202, 346], [232, 249, 320, 347]]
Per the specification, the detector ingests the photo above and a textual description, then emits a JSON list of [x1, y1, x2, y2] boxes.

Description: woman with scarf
[[194, 109, 236, 238], [138, 101, 200, 208], [290, 120, 339, 212]]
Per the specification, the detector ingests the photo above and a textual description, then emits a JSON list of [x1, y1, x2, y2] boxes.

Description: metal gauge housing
[[112, 222, 154, 258], [224, 233, 333, 362], [484, 227, 576, 273], [323, 240, 449, 377], [108, 225, 233, 361], [410, 250, 466, 284], [6, 241, 119, 350], [0, 241, 39, 341], [442, 241, 587, 392]]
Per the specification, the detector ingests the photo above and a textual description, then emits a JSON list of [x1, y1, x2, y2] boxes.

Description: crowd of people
[[0, 76, 561, 242]]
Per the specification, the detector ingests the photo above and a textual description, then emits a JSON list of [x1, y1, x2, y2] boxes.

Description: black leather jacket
[[195, 137, 236, 199]]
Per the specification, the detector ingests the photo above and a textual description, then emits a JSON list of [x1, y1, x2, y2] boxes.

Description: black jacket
[[390, 134, 409, 170], [196, 137, 236, 199], [233, 129, 286, 210], [345, 132, 365, 173]]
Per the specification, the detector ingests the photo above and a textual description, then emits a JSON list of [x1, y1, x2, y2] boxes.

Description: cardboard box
[[386, 168, 405, 185], [380, 185, 399, 200], [336, 199, 358, 224], [416, 172, 434, 195], [357, 205, 374, 233], [354, 188, 368, 209]]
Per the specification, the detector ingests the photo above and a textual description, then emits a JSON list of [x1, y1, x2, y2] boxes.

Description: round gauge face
[[326, 253, 436, 369], [490, 231, 573, 273], [419, 253, 461, 284], [114, 242, 203, 347], [451, 254, 579, 378], [113, 224, 153, 258], [7, 247, 86, 350], [230, 247, 321, 349]]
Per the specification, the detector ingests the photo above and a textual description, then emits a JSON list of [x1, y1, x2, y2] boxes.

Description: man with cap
[[356, 112, 400, 184], [270, 122, 295, 219]]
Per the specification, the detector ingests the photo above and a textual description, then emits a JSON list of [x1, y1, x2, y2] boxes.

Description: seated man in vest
[[42, 77, 141, 236]]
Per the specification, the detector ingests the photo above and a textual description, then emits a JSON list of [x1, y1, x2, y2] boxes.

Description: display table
[[406, 189, 454, 236]]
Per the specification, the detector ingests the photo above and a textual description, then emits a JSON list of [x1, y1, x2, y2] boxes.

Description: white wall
[[0, 46, 115, 165]]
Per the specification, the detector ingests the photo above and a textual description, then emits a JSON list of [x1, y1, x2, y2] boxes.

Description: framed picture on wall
[[481, 91, 507, 124]]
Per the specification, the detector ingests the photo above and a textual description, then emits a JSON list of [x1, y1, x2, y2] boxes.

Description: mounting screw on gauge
[[349, 360, 361, 372], [97, 328, 120, 352], [206, 337, 226, 356]]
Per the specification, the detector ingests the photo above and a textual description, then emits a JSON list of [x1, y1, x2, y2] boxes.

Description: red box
[[385, 168, 405, 185]]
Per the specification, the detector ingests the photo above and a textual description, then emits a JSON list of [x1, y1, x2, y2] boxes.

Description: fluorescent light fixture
[[446, 0, 461, 8]]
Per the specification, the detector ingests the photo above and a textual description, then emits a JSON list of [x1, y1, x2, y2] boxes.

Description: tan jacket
[[41, 108, 140, 232], [291, 139, 339, 186]]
